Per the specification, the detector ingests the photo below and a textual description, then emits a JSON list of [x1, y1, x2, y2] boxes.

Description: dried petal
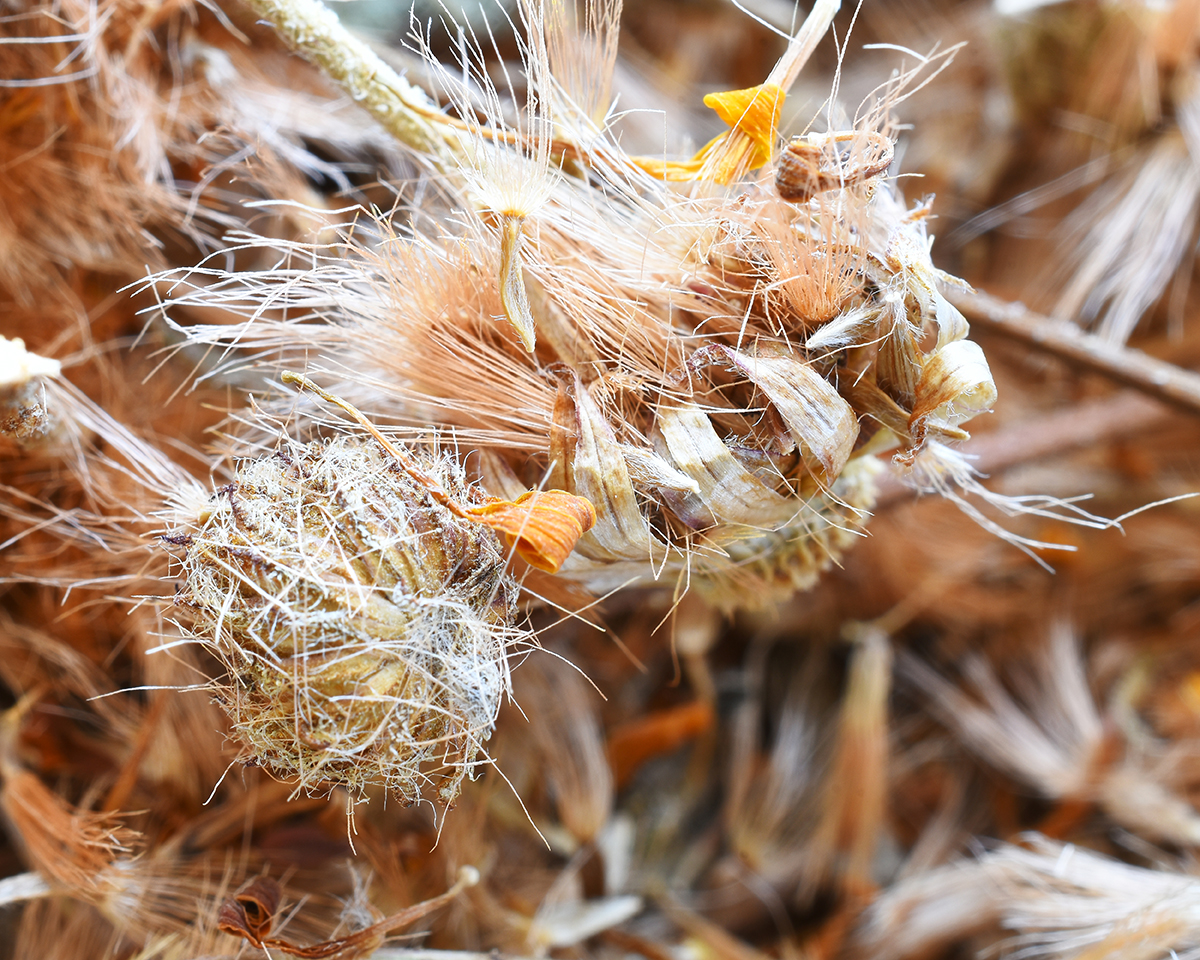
[[630, 83, 784, 183], [701, 83, 785, 174], [874, 294, 924, 408], [653, 405, 799, 532], [217, 877, 280, 947], [884, 230, 971, 349], [907, 339, 998, 453], [549, 370, 663, 561], [0, 337, 60, 387], [607, 701, 715, 789], [466, 489, 596, 574], [620, 444, 701, 494]]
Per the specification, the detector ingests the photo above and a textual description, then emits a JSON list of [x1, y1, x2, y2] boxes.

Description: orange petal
[[606, 701, 715, 790], [702, 83, 785, 172], [630, 83, 784, 184], [466, 490, 596, 574]]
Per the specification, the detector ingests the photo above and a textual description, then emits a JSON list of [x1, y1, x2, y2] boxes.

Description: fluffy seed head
[[167, 436, 518, 804]]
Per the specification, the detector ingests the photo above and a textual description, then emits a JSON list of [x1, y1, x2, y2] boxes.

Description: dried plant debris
[[0, 0, 406, 308], [3, 2, 1200, 960], [139, 0, 1097, 613]]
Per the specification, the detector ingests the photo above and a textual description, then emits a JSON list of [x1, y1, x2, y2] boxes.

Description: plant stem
[[950, 288, 1200, 419], [238, 0, 458, 164]]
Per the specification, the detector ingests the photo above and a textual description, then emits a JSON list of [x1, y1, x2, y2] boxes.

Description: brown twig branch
[[949, 288, 1200, 419]]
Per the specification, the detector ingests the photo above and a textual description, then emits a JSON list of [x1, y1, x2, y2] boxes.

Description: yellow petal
[[466, 490, 597, 574], [630, 83, 784, 184], [701, 83, 785, 172]]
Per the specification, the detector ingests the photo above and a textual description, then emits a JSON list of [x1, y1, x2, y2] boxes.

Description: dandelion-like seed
[[167, 435, 519, 803]]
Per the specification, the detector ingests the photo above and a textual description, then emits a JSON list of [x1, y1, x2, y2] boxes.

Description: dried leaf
[[529, 895, 644, 949]]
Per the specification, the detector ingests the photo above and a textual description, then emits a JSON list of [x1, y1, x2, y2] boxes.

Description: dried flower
[[775, 131, 895, 203], [166, 434, 521, 804], [138, 0, 1073, 613]]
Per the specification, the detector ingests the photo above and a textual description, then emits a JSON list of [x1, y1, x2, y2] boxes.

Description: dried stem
[[950, 288, 1200, 419], [237, 0, 458, 164]]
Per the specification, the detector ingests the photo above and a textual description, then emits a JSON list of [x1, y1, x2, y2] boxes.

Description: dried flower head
[[166, 434, 520, 804], [138, 3, 1065, 612]]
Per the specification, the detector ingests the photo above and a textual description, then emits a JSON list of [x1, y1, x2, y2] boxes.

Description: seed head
[[168, 435, 519, 804]]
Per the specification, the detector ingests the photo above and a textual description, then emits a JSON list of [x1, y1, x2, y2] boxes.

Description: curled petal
[[217, 877, 281, 947], [630, 83, 784, 183], [702, 83, 785, 173], [691, 345, 859, 483], [899, 340, 997, 464], [467, 490, 597, 573]]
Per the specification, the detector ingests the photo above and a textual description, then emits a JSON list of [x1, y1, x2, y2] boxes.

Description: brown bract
[[776, 131, 896, 203]]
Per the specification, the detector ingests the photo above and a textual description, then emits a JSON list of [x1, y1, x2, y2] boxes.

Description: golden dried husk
[[168, 436, 518, 803]]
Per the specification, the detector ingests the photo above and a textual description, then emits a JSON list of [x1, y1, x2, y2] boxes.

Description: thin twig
[[949, 288, 1200, 419]]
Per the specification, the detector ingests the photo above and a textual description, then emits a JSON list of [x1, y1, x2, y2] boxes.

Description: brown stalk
[[950, 288, 1200, 418]]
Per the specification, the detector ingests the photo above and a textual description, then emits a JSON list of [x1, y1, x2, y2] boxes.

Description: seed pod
[[167, 436, 518, 804], [776, 131, 895, 203]]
